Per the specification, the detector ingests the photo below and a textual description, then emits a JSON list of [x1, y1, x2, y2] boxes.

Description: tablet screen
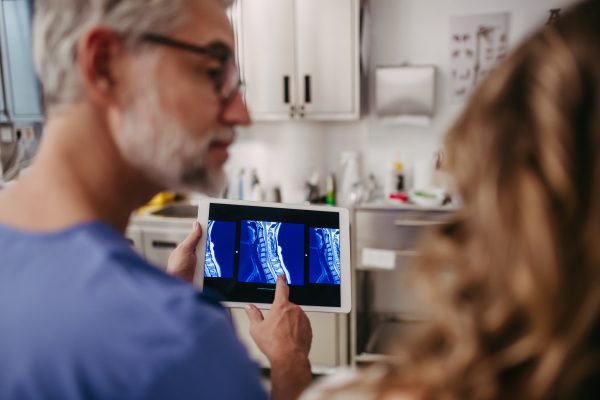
[[203, 203, 341, 307]]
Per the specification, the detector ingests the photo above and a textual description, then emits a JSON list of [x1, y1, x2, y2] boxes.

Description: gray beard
[[116, 79, 233, 196]]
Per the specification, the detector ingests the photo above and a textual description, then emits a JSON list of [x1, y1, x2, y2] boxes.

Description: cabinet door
[[0, 53, 5, 116], [1, 0, 42, 120], [230, 308, 342, 368], [295, 0, 359, 120], [125, 227, 145, 257], [240, 0, 296, 120], [142, 229, 189, 271]]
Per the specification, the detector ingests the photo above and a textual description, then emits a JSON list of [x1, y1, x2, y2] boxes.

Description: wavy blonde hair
[[378, 2, 600, 399]]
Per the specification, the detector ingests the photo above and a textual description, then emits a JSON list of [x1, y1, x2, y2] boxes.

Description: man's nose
[[221, 92, 251, 126]]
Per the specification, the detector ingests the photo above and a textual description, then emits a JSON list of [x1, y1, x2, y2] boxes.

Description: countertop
[[355, 201, 457, 212], [129, 200, 458, 228]]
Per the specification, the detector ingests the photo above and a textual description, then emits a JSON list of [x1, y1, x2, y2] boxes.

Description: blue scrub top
[[0, 221, 267, 400]]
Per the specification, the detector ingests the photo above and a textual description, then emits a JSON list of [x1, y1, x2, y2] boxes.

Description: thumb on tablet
[[181, 221, 203, 250], [166, 222, 203, 283]]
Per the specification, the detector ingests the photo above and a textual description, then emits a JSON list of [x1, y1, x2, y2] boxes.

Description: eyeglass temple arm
[[141, 34, 227, 60]]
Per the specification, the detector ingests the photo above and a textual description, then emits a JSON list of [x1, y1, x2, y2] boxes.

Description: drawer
[[355, 210, 449, 250], [356, 241, 416, 270], [230, 308, 341, 368], [142, 229, 191, 270]]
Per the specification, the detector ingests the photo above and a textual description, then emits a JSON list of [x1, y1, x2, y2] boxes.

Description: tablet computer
[[195, 198, 351, 313]]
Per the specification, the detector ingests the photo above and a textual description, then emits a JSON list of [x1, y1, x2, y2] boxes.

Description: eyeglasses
[[141, 33, 243, 106]]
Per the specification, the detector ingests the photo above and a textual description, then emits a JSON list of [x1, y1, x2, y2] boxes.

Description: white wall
[[229, 120, 369, 204], [227, 0, 576, 204]]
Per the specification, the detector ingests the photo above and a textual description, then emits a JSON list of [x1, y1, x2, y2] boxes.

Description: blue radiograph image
[[309, 228, 341, 284], [239, 221, 304, 285], [204, 220, 236, 278]]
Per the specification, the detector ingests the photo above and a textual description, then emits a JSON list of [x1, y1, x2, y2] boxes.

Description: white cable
[[2, 157, 34, 181], [2, 141, 32, 182]]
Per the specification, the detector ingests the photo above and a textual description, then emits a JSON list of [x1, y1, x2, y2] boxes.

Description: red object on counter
[[389, 192, 408, 202]]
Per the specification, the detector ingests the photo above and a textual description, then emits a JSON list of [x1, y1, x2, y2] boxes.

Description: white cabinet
[[126, 216, 194, 271], [125, 226, 145, 256], [295, 0, 356, 119], [142, 229, 190, 271], [0, 0, 43, 122], [234, 0, 359, 121], [238, 0, 297, 120], [230, 308, 348, 370]]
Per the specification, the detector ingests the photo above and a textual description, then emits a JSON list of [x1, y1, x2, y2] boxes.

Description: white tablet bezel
[[194, 198, 351, 313]]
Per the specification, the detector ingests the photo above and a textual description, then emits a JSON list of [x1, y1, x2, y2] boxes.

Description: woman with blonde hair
[[302, 0, 600, 399]]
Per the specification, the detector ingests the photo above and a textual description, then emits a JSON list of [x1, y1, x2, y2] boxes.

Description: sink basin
[[151, 203, 199, 218]]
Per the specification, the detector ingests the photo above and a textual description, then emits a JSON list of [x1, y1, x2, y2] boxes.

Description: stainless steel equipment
[[351, 204, 453, 364]]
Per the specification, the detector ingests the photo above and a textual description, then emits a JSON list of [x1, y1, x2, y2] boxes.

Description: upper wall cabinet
[[0, 0, 43, 122], [237, 0, 297, 120], [232, 0, 360, 121]]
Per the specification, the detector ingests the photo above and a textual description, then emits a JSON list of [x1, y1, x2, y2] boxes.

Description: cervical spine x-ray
[[239, 220, 303, 285], [204, 220, 235, 278], [309, 228, 341, 284]]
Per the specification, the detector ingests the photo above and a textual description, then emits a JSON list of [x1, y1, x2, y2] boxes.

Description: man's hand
[[166, 221, 202, 283], [246, 275, 313, 400]]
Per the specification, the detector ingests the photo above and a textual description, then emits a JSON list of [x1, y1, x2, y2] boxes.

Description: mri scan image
[[204, 220, 236, 278], [309, 228, 341, 284], [239, 220, 304, 285]]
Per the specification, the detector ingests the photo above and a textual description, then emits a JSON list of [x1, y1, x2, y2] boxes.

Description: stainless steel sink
[[151, 203, 199, 218]]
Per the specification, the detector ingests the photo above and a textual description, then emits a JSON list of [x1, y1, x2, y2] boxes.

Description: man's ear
[[76, 27, 129, 107]]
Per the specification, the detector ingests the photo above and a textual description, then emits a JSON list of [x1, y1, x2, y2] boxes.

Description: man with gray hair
[[0, 0, 312, 399]]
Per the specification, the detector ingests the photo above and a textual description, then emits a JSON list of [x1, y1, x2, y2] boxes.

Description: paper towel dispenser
[[375, 66, 436, 119]]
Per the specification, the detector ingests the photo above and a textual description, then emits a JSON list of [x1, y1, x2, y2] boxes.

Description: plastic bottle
[[242, 168, 253, 201], [249, 169, 263, 201], [384, 153, 406, 202], [326, 173, 336, 205], [227, 169, 243, 200], [339, 152, 361, 208], [384, 163, 396, 199], [394, 157, 404, 192]]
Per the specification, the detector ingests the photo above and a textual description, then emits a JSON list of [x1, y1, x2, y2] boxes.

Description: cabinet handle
[[290, 105, 295, 118], [304, 75, 311, 103], [152, 240, 178, 249], [284, 76, 290, 104]]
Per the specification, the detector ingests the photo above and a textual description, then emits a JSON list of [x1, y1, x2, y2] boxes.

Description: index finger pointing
[[273, 274, 289, 304]]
